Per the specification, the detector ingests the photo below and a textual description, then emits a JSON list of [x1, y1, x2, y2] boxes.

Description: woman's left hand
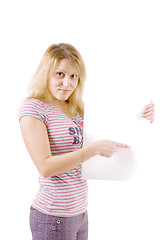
[[142, 101, 155, 123]]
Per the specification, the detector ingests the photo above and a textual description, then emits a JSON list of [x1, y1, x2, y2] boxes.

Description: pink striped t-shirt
[[19, 98, 88, 217]]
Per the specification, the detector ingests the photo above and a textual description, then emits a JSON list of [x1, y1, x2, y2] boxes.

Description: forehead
[[54, 59, 79, 73]]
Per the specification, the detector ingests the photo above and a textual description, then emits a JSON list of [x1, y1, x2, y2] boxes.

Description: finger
[[142, 108, 154, 116], [144, 116, 154, 121], [143, 116, 154, 121], [144, 101, 155, 109], [143, 111, 154, 116], [143, 105, 154, 111], [151, 99, 155, 107], [143, 112, 153, 117], [150, 118, 154, 124], [143, 105, 154, 112], [112, 146, 117, 153], [115, 142, 130, 148], [106, 150, 115, 158], [144, 116, 152, 120]]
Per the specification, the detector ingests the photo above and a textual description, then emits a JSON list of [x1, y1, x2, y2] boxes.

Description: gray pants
[[29, 206, 88, 240]]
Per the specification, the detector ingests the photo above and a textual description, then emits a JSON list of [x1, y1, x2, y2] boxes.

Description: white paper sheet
[[82, 132, 136, 181], [82, 58, 159, 181]]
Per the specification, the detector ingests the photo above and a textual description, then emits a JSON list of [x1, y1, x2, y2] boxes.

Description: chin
[[58, 93, 71, 102], [57, 96, 70, 102]]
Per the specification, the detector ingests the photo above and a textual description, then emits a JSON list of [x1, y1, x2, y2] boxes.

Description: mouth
[[59, 89, 71, 93]]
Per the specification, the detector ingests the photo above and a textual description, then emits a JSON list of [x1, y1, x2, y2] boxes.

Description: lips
[[59, 89, 71, 92]]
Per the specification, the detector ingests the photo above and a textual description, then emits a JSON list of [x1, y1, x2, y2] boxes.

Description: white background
[[1, 0, 160, 239]]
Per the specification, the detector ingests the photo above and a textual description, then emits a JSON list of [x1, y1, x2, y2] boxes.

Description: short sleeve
[[18, 98, 47, 124]]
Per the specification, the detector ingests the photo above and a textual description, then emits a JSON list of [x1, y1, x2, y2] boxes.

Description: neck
[[45, 96, 76, 117]]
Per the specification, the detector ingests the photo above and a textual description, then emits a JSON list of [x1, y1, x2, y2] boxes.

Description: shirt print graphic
[[68, 121, 83, 148]]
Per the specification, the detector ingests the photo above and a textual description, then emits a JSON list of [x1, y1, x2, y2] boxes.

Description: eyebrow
[[55, 68, 79, 74]]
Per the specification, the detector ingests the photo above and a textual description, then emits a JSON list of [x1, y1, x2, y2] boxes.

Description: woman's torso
[[19, 98, 88, 217]]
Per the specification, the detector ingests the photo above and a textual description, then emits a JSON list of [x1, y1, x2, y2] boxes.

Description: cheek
[[48, 78, 58, 90], [72, 80, 78, 90]]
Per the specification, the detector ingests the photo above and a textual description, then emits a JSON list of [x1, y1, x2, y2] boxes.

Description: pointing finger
[[115, 142, 130, 148]]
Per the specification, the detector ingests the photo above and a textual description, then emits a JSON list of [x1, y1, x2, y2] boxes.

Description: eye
[[71, 74, 78, 79], [56, 72, 64, 78]]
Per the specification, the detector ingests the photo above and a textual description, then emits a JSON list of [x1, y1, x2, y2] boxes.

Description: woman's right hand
[[95, 140, 130, 158]]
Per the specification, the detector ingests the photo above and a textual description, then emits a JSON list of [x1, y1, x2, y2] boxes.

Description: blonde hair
[[28, 43, 86, 116]]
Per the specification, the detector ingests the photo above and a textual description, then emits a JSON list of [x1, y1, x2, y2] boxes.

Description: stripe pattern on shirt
[[19, 98, 88, 217]]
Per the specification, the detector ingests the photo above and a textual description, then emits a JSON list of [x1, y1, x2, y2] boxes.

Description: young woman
[[19, 43, 154, 240]]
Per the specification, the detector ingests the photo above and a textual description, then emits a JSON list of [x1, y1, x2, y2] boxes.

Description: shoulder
[[74, 113, 84, 128], [20, 98, 45, 109], [18, 98, 47, 123]]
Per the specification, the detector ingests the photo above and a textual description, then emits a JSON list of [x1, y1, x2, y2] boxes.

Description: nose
[[63, 75, 70, 87]]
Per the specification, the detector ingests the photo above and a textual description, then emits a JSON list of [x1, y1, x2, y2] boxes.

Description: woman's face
[[48, 59, 79, 102]]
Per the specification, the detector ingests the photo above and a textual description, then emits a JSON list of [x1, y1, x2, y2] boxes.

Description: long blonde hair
[[28, 43, 86, 116]]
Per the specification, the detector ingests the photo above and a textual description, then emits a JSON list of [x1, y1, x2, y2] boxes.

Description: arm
[[20, 116, 129, 178]]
